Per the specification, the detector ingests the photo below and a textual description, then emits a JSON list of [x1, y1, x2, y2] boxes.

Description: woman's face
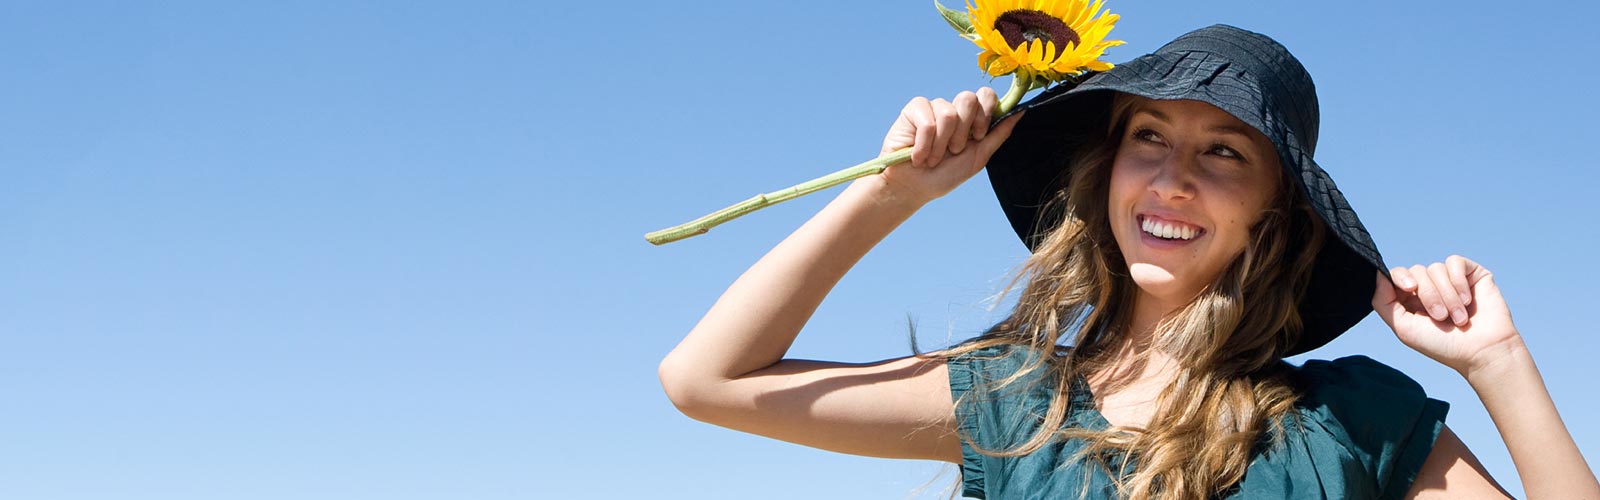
[[1107, 98, 1283, 306]]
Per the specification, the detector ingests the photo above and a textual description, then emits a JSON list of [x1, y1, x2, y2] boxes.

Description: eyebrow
[[1132, 107, 1258, 140]]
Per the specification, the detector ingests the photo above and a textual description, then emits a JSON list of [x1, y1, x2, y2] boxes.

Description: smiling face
[[1107, 97, 1284, 308]]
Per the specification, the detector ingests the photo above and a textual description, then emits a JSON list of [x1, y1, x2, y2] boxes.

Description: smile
[[1138, 214, 1204, 241]]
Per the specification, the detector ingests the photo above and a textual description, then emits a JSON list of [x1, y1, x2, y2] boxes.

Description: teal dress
[[947, 344, 1449, 499]]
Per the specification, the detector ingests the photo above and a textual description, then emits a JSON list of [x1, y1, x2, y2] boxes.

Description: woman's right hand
[[877, 87, 1025, 205]]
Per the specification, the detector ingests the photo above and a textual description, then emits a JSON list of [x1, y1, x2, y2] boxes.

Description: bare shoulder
[[1403, 424, 1514, 499]]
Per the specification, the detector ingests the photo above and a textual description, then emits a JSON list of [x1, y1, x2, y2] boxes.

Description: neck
[[1088, 288, 1190, 390], [1123, 288, 1190, 349]]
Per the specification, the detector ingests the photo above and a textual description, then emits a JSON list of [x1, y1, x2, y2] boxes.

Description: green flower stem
[[998, 71, 1034, 115], [643, 148, 912, 245], [643, 72, 1035, 246]]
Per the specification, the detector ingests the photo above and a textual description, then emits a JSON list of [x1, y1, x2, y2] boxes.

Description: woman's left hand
[[1371, 255, 1522, 375]]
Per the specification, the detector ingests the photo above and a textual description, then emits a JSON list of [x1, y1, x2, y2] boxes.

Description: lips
[[1137, 213, 1206, 241]]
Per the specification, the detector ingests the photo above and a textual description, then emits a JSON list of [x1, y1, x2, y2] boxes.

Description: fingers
[[1452, 254, 1494, 288], [976, 87, 1000, 137], [1390, 266, 1418, 291], [1445, 255, 1472, 307], [928, 98, 959, 167], [1408, 264, 1451, 323], [894, 88, 1002, 168], [1391, 256, 1482, 327], [1426, 262, 1468, 325], [897, 97, 935, 168], [951, 91, 983, 154]]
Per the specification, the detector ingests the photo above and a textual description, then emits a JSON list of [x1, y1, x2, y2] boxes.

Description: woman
[[658, 25, 1598, 499]]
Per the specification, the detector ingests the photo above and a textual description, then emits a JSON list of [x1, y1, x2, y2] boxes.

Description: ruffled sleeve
[[946, 343, 1060, 499], [1294, 355, 1450, 500]]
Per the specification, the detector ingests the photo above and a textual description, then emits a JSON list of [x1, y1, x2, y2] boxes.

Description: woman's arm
[[658, 174, 957, 461], [1464, 339, 1594, 498], [657, 88, 1022, 461], [1377, 258, 1600, 499]]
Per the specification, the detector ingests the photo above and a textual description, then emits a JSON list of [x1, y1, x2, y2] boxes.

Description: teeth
[[1141, 216, 1199, 240]]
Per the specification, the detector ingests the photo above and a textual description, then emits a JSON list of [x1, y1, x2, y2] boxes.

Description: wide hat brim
[[984, 24, 1388, 357]]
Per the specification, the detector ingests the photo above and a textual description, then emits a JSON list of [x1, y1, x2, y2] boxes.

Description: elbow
[[657, 354, 719, 422]]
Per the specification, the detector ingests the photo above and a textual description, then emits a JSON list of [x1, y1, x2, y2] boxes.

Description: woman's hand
[[1371, 255, 1523, 376], [1377, 257, 1600, 500], [876, 87, 1024, 205]]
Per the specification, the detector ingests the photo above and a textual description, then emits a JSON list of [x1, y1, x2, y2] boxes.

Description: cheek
[[1213, 172, 1275, 215], [1107, 156, 1142, 204], [1216, 189, 1274, 247]]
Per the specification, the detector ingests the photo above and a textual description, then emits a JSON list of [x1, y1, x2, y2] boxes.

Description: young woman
[[657, 25, 1598, 499]]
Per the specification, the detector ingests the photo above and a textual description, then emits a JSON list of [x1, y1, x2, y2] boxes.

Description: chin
[[1127, 263, 1191, 299]]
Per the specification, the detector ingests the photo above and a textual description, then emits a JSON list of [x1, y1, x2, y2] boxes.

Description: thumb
[[1371, 270, 1402, 329], [974, 111, 1025, 162]]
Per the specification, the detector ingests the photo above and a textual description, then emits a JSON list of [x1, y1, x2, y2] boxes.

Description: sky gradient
[[3, 1, 1597, 498]]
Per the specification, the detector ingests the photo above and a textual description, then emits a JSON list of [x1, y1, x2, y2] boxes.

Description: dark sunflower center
[[994, 9, 1079, 55]]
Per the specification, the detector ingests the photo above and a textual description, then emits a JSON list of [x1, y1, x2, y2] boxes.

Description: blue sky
[[3, 1, 1596, 498]]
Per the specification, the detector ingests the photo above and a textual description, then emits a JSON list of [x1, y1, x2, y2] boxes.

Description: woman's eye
[[1209, 144, 1242, 160], [1132, 128, 1164, 144]]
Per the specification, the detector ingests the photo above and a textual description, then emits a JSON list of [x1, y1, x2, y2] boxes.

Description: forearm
[[1465, 337, 1600, 499], [661, 176, 926, 382]]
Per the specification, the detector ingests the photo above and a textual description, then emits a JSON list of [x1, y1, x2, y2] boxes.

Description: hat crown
[[1153, 24, 1321, 154]]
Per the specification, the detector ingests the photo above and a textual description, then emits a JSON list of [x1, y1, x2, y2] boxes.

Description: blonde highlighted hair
[[925, 93, 1327, 499]]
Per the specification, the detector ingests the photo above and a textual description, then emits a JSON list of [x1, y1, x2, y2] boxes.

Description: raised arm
[[1374, 257, 1600, 499], [657, 88, 1022, 462]]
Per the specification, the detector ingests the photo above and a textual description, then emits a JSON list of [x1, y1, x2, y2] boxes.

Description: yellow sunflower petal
[[1081, 0, 1104, 22], [968, 0, 990, 31], [1083, 17, 1117, 45], [986, 28, 1013, 56], [978, 30, 1015, 72], [1041, 0, 1061, 17], [1038, 43, 1058, 72], [1053, 0, 1079, 19], [1050, 56, 1079, 73], [1056, 0, 1081, 27], [1051, 54, 1079, 73], [987, 53, 1019, 75]]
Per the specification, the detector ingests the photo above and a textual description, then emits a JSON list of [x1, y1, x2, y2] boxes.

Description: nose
[[1149, 155, 1197, 201]]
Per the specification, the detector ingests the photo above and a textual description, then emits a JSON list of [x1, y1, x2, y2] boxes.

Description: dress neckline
[[1067, 375, 1113, 429]]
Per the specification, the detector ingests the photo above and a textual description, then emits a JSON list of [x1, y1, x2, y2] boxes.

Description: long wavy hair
[[926, 93, 1327, 500]]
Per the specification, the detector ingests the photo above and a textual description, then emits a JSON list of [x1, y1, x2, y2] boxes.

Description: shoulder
[[1283, 355, 1451, 500], [944, 341, 1093, 499], [1292, 355, 1449, 439], [946, 342, 1063, 410], [1295, 355, 1429, 409], [944, 342, 1072, 454]]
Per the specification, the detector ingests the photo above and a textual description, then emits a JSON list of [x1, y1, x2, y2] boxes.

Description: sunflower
[[968, 0, 1124, 80]]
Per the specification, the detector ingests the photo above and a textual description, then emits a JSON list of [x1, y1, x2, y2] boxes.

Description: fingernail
[[1452, 308, 1466, 324], [1460, 293, 1471, 305], [1429, 305, 1447, 319], [1401, 277, 1415, 288]]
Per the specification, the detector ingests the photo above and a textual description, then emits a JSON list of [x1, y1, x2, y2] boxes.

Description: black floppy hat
[[985, 24, 1388, 356]]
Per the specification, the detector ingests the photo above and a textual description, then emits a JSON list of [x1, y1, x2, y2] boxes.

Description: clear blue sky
[[3, 1, 1596, 498]]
